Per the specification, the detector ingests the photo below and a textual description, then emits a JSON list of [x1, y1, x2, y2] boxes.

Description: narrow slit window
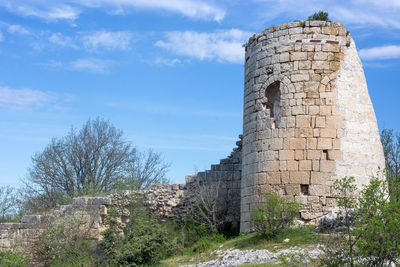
[[264, 81, 281, 127]]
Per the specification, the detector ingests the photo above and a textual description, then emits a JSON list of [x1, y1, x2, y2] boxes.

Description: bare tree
[[123, 149, 170, 190], [0, 186, 18, 220], [23, 118, 170, 212], [191, 174, 222, 233], [380, 128, 400, 200]]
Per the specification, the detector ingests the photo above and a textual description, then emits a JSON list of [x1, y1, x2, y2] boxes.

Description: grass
[[222, 226, 322, 252], [157, 226, 324, 267]]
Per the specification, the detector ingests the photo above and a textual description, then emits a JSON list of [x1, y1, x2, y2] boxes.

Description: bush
[[320, 174, 400, 266], [178, 220, 209, 247], [0, 249, 30, 267], [252, 192, 300, 239], [308, 11, 330, 21], [356, 176, 400, 265], [34, 210, 98, 266], [100, 198, 178, 266]]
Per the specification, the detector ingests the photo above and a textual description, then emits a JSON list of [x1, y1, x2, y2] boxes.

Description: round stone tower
[[240, 21, 385, 232]]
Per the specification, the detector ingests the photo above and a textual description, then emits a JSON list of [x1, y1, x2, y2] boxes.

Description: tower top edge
[[246, 21, 350, 49]]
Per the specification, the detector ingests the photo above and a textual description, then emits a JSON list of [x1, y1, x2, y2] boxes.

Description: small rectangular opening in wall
[[323, 150, 328, 160], [301, 185, 309, 195]]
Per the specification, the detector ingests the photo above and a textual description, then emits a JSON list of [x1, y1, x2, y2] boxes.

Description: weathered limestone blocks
[[241, 21, 384, 232], [185, 136, 242, 225], [0, 137, 243, 252], [0, 197, 110, 251]]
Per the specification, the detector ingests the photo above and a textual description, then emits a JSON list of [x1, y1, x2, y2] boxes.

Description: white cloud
[[253, 0, 400, 29], [7, 25, 30, 35], [44, 31, 133, 51], [359, 45, 400, 60], [0, 86, 54, 110], [70, 58, 114, 73], [0, 2, 80, 21], [155, 29, 251, 64], [153, 57, 181, 67], [81, 31, 132, 50], [0, 0, 225, 21], [49, 33, 77, 48]]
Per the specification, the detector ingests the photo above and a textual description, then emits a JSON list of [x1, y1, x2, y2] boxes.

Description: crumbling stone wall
[[0, 197, 110, 251], [0, 137, 242, 252], [241, 21, 385, 232], [185, 136, 242, 226]]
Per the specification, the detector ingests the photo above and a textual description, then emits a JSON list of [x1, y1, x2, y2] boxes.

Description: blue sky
[[0, 0, 399, 187]]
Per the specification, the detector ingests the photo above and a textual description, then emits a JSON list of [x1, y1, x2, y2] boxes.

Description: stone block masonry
[[0, 20, 386, 249], [0, 137, 242, 252], [240, 20, 385, 232]]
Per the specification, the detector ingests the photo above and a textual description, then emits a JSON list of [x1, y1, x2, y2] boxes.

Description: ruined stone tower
[[240, 21, 385, 232]]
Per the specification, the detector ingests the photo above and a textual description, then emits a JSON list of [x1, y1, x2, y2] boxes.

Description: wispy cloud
[[0, 0, 225, 21], [155, 29, 251, 64], [76, 0, 226, 21], [152, 57, 181, 67], [359, 45, 400, 60], [48, 32, 77, 48], [45, 31, 133, 51], [7, 25, 30, 35], [0, 2, 80, 21], [70, 58, 114, 74], [253, 0, 400, 29], [42, 58, 114, 74], [82, 31, 133, 51], [0, 86, 55, 110]]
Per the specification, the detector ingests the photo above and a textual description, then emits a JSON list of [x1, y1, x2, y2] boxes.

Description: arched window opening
[[265, 81, 281, 127]]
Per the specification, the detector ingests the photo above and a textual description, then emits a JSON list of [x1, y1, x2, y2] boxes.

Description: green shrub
[[252, 192, 300, 239], [34, 211, 98, 266], [308, 11, 330, 21], [320, 174, 400, 266], [178, 220, 209, 247], [100, 199, 178, 266], [47, 240, 99, 267], [0, 249, 29, 267], [356, 176, 400, 265]]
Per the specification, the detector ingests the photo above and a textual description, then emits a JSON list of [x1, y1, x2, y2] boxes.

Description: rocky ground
[[182, 246, 324, 267]]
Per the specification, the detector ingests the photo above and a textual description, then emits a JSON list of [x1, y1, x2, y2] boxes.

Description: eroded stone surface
[[240, 21, 384, 232]]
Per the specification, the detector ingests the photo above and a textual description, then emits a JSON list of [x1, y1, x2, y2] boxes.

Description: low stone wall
[[0, 136, 243, 252], [0, 197, 110, 251]]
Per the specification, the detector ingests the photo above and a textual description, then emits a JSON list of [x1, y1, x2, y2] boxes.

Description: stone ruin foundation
[[0, 20, 386, 250]]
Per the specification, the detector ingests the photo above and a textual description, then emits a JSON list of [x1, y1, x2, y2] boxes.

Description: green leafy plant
[[320, 174, 400, 266], [252, 192, 300, 239], [356, 176, 400, 266], [0, 249, 30, 267], [308, 11, 330, 22], [34, 210, 98, 266], [99, 198, 178, 266], [320, 177, 359, 267]]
